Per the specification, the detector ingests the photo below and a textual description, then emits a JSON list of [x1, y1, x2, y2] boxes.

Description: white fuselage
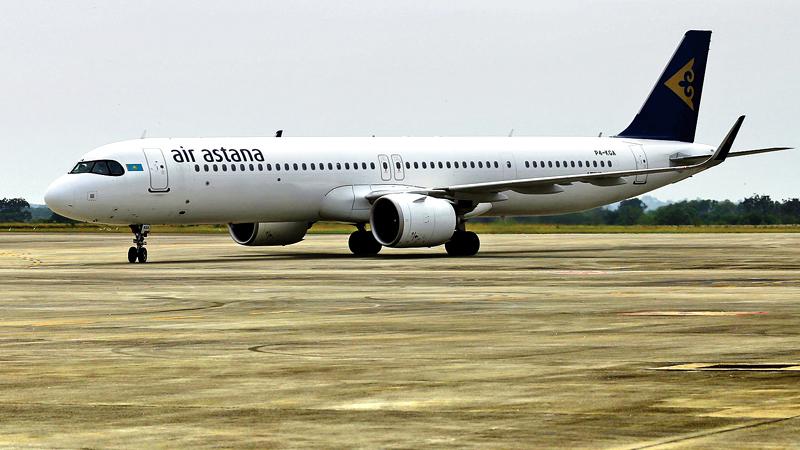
[[45, 136, 714, 225]]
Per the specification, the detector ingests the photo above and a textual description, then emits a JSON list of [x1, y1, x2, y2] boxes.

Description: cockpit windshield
[[70, 160, 125, 176]]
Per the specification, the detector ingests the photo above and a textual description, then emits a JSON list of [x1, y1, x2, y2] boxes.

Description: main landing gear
[[348, 225, 382, 256], [445, 230, 480, 256], [128, 224, 150, 263]]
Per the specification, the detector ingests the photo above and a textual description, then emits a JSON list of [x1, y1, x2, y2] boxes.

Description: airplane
[[44, 30, 790, 262]]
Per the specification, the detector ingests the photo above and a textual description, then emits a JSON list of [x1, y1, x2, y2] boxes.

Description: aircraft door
[[377, 154, 391, 181], [390, 154, 405, 181], [143, 148, 170, 192], [629, 144, 648, 184]]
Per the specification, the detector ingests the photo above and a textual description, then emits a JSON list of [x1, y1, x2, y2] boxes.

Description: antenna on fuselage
[[508, 128, 514, 137], [275, 129, 283, 137], [598, 132, 603, 137], [140, 129, 147, 139]]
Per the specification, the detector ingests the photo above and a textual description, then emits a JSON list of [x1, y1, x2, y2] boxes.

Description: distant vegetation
[[1, 198, 76, 223], [2, 195, 799, 234], [475, 195, 800, 226]]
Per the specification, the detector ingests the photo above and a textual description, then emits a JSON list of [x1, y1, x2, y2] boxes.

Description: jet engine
[[228, 222, 309, 246], [369, 193, 456, 248]]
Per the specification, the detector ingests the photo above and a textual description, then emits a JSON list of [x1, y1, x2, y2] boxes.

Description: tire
[[137, 247, 148, 263], [348, 232, 363, 255], [127, 247, 138, 263], [446, 231, 480, 256], [462, 231, 480, 256], [349, 231, 381, 256]]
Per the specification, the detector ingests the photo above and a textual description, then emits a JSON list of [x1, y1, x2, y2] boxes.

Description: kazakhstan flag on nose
[[126, 164, 144, 171]]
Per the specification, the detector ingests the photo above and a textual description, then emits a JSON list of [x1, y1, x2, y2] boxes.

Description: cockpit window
[[108, 160, 124, 175], [71, 161, 95, 173], [92, 161, 110, 175], [70, 160, 125, 176]]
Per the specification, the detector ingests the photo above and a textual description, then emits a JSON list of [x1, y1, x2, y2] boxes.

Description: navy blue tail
[[618, 30, 711, 142]]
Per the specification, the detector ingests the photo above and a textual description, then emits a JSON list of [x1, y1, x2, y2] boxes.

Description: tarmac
[[0, 232, 799, 448]]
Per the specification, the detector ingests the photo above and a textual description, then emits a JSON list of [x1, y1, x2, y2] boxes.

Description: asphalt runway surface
[[1, 232, 799, 448]]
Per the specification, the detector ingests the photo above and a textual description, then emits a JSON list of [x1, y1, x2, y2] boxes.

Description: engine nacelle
[[228, 222, 308, 246], [370, 193, 456, 248]]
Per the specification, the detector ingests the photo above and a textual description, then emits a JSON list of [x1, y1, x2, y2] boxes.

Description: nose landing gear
[[128, 224, 150, 263]]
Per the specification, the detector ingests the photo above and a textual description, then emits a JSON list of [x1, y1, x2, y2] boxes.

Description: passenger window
[[525, 161, 530, 168], [600, 161, 605, 167], [310, 163, 316, 170], [204, 164, 209, 172], [540, 160, 545, 167], [222, 164, 228, 172], [301, 163, 307, 170], [462, 161, 467, 168], [353, 162, 358, 169], [455, 161, 460, 168], [382, 162, 388, 170], [345, 163, 350, 170], [361, 162, 367, 170], [608, 161, 613, 167], [578, 161, 583, 168], [555, 161, 560, 168], [395, 162, 401, 170], [548, 161, 553, 168], [329, 163, 334, 170], [370, 162, 375, 170], [422, 162, 427, 169], [446, 161, 451, 169], [405, 162, 410, 169], [470, 161, 475, 168], [532, 161, 538, 168], [586, 160, 590, 167], [478, 161, 483, 168], [213, 164, 219, 171], [593, 161, 598, 167], [570, 161, 575, 168], [337, 163, 342, 170], [231, 164, 236, 172], [293, 163, 299, 170], [250, 164, 255, 171], [485, 161, 491, 168], [413, 162, 419, 169]]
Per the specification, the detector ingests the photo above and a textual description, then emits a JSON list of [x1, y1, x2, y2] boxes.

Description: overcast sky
[[1, 0, 797, 204]]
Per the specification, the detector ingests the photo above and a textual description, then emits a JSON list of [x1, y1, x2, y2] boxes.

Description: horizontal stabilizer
[[670, 146, 792, 165]]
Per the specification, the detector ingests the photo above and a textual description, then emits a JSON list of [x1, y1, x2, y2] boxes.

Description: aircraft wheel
[[127, 247, 138, 263], [446, 231, 480, 256], [349, 231, 381, 256], [137, 247, 148, 263]]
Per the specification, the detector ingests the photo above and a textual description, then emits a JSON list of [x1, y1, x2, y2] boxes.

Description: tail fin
[[618, 30, 711, 142]]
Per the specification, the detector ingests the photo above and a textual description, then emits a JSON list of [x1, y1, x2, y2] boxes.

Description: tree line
[[0, 198, 74, 223], [490, 195, 800, 225], [3, 195, 800, 225]]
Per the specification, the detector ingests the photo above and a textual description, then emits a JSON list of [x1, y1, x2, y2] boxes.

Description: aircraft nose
[[44, 176, 76, 217]]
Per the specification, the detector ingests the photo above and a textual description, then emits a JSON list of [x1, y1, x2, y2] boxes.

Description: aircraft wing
[[429, 116, 744, 197]]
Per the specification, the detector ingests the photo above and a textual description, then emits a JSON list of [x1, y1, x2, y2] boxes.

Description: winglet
[[710, 115, 745, 164]]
